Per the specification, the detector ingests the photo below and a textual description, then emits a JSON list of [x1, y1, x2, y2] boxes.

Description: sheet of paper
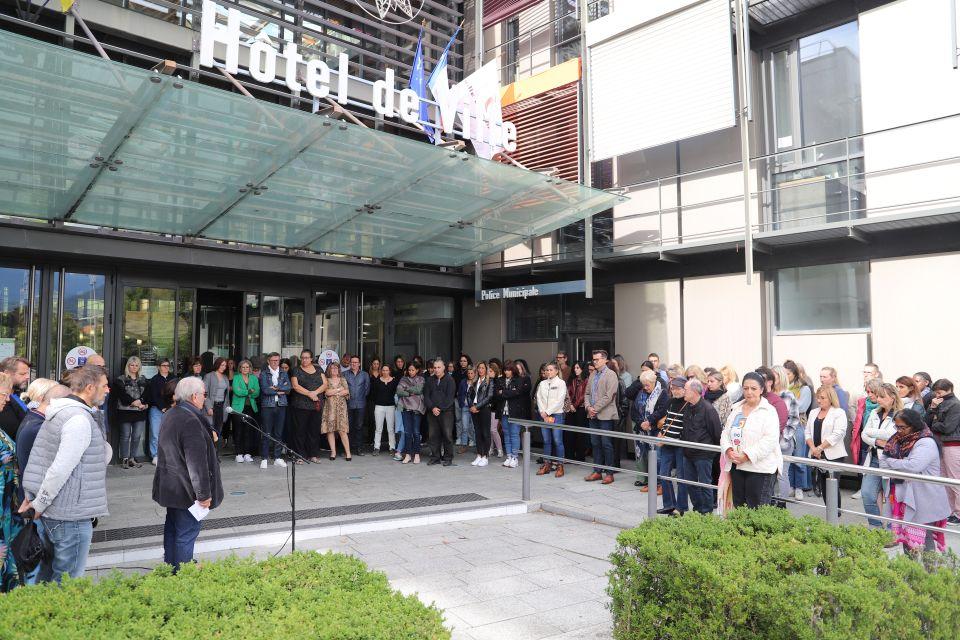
[[188, 501, 210, 521]]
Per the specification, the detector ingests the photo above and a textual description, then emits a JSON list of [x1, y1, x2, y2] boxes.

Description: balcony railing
[[483, 0, 611, 87], [497, 110, 960, 268]]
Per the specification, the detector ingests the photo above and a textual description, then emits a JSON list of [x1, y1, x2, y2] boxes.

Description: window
[[508, 296, 561, 342], [394, 295, 454, 363], [767, 22, 863, 151], [0, 267, 39, 369], [775, 262, 870, 331], [314, 291, 343, 356]]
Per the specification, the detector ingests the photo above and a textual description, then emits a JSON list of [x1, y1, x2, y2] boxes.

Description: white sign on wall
[[64, 346, 97, 370], [199, 1, 517, 153], [317, 350, 340, 370]]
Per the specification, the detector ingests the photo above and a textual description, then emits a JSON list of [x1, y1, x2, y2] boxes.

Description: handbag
[[11, 517, 49, 580]]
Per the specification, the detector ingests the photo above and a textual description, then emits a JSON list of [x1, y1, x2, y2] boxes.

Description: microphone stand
[[227, 407, 309, 552]]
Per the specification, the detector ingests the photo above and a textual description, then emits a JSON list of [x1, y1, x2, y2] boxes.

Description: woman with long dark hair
[[202, 357, 230, 445], [565, 361, 588, 462], [466, 361, 494, 467], [488, 361, 505, 458]]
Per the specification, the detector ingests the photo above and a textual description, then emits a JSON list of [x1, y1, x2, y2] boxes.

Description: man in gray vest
[[19, 364, 111, 583]]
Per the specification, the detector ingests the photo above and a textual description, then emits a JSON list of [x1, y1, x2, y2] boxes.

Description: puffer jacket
[[396, 375, 425, 414]]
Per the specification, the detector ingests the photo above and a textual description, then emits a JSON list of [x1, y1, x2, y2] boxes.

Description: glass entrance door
[[120, 286, 194, 378], [571, 334, 614, 363]]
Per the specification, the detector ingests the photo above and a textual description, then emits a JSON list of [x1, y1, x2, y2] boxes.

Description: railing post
[[522, 427, 531, 501], [647, 444, 658, 520], [825, 474, 840, 525], [845, 136, 853, 221]]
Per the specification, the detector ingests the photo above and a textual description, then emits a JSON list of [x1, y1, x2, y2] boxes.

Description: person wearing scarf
[[880, 409, 951, 553]]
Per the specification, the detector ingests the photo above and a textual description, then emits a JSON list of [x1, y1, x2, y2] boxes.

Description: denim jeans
[[789, 427, 812, 490], [860, 455, 888, 528], [260, 405, 286, 459], [37, 517, 93, 583], [163, 507, 204, 572], [502, 416, 521, 457], [541, 413, 565, 459], [395, 406, 405, 453], [683, 456, 715, 514], [119, 418, 146, 460], [402, 411, 422, 454], [457, 407, 476, 446], [589, 418, 614, 474], [148, 407, 164, 458], [658, 445, 688, 512]]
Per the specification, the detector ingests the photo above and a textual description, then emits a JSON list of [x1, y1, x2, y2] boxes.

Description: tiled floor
[[100, 511, 619, 640]]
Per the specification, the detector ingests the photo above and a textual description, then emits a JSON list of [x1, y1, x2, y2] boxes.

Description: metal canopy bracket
[[848, 226, 870, 244]]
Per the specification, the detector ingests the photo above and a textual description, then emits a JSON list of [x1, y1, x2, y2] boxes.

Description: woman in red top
[[565, 361, 589, 462]]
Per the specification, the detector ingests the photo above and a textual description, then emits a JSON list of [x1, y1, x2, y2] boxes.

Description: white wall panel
[[588, 0, 736, 161], [870, 253, 960, 383], [860, 0, 960, 218], [614, 280, 682, 372], [682, 273, 762, 376]]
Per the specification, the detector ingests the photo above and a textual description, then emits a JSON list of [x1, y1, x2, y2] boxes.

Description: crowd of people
[[0, 348, 957, 591]]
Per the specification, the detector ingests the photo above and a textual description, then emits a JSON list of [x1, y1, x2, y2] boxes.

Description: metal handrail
[[510, 417, 960, 536]]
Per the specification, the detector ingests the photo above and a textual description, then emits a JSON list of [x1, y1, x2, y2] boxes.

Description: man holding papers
[[153, 377, 223, 571]]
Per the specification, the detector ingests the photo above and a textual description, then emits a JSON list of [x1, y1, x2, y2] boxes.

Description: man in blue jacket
[[258, 352, 291, 469], [344, 356, 370, 456]]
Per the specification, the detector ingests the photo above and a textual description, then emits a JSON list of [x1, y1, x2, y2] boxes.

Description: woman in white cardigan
[[720, 372, 783, 508], [806, 385, 848, 510]]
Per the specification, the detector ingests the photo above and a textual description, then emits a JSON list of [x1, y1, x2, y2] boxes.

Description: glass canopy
[[0, 29, 624, 267]]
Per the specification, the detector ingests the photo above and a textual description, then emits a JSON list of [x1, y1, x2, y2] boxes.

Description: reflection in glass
[[776, 262, 870, 331], [394, 296, 453, 364], [360, 294, 384, 367], [0, 267, 33, 365], [315, 291, 342, 355], [773, 158, 865, 229], [262, 295, 281, 357], [122, 287, 176, 379], [798, 22, 862, 146], [282, 298, 305, 359], [48, 272, 105, 378], [772, 49, 793, 149], [178, 289, 195, 376], [245, 293, 261, 359]]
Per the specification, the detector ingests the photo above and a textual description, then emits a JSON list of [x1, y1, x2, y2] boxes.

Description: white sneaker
[[236, 454, 245, 463], [275, 458, 287, 468], [794, 488, 804, 500], [471, 455, 481, 466], [502, 457, 511, 467], [497, 449, 505, 458], [478, 457, 489, 467], [260, 460, 268, 470], [243, 454, 254, 463], [151, 457, 158, 466], [851, 491, 861, 500], [508, 456, 519, 468]]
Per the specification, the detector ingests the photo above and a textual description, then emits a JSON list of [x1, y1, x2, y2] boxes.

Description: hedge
[[608, 507, 960, 640], [0, 552, 449, 640]]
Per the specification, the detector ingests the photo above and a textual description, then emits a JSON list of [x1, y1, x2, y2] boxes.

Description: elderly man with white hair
[[152, 376, 223, 571]]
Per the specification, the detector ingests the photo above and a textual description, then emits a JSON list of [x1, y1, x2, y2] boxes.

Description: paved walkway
[[97, 511, 618, 640]]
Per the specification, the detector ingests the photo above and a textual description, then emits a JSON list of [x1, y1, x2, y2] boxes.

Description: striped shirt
[[661, 399, 689, 439]]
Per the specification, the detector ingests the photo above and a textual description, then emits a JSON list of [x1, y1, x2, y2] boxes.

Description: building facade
[[467, 0, 960, 392]]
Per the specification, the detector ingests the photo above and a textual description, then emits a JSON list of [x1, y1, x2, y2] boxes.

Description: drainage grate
[[92, 493, 488, 543]]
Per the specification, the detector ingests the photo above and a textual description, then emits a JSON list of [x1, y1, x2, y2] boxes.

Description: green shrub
[[0, 552, 449, 640], [608, 508, 960, 640]]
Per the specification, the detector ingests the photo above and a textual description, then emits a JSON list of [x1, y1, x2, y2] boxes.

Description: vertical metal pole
[[522, 427, 531, 500], [474, 260, 482, 308], [950, 0, 958, 69], [647, 445, 659, 520], [845, 137, 853, 220], [825, 474, 839, 525], [475, 0, 484, 71], [734, 0, 753, 285], [26, 267, 36, 368], [579, 0, 594, 299], [291, 453, 296, 551], [741, 0, 752, 121], [71, 8, 111, 61], [55, 269, 65, 381]]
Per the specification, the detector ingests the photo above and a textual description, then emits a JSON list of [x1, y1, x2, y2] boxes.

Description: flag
[[408, 25, 434, 142], [427, 22, 462, 144]]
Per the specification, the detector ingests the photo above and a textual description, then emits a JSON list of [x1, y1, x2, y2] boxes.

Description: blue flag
[[409, 26, 434, 142]]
